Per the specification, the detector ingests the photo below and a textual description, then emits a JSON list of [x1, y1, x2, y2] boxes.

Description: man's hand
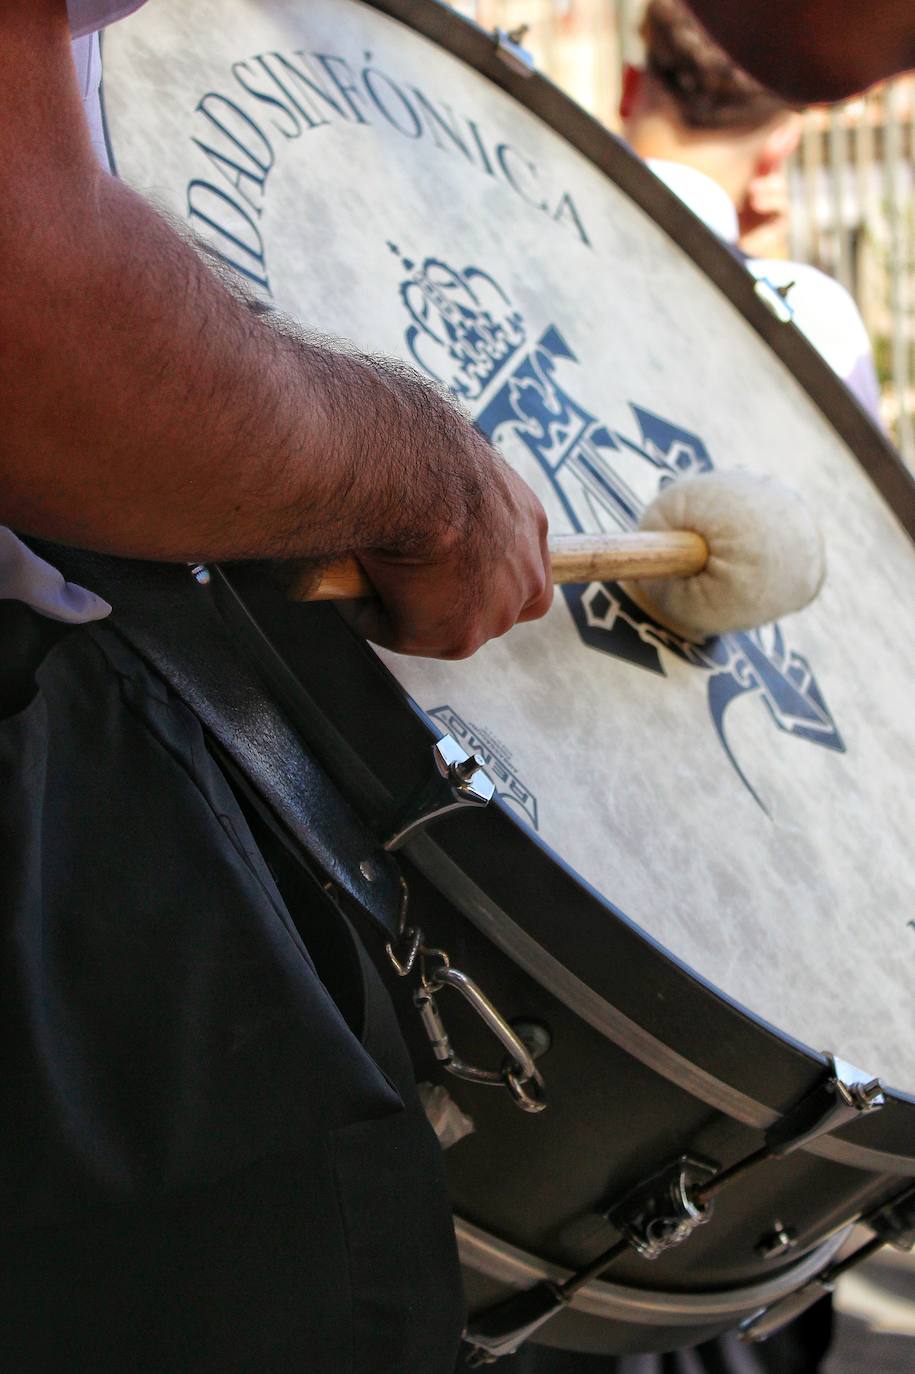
[[349, 442, 552, 658], [0, 0, 552, 659]]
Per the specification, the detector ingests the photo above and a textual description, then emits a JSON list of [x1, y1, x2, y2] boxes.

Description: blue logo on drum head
[[391, 247, 845, 812]]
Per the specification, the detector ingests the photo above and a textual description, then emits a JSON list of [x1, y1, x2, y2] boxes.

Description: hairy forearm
[[0, 165, 477, 564], [0, 1, 551, 661]]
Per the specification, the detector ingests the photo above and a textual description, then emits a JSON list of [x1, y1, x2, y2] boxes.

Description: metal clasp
[[384, 884, 547, 1114], [384, 878, 422, 976], [416, 949, 546, 1113]]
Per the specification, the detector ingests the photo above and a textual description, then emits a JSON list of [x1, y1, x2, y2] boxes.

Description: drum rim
[[455, 1215, 849, 1326], [101, 0, 915, 1164]]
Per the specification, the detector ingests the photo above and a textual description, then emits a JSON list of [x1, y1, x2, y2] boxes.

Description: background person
[[621, 0, 883, 425]]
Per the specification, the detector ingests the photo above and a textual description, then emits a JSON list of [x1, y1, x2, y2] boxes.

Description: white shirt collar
[[646, 160, 740, 244]]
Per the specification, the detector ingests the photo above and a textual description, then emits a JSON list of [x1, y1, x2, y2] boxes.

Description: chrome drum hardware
[[384, 738, 547, 1113]]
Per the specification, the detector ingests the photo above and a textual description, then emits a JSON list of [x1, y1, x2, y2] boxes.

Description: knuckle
[[441, 639, 480, 661], [496, 615, 517, 640]]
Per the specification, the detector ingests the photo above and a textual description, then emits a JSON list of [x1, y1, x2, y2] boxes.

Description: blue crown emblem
[[389, 244, 525, 400]]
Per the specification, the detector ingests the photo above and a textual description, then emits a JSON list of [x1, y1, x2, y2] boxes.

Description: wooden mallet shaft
[[291, 529, 709, 602]]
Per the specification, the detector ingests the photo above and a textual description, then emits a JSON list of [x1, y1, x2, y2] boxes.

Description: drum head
[[103, 0, 915, 1091]]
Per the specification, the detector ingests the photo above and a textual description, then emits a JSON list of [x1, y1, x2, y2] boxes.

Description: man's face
[[687, 0, 915, 103]]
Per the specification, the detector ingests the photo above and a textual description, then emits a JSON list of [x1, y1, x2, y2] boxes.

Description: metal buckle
[[385, 878, 422, 976]]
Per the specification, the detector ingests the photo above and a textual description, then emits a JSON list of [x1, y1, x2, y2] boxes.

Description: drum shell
[[99, 0, 915, 1142], [100, 0, 915, 1115]]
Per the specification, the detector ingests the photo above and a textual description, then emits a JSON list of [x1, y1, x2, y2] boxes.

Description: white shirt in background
[[648, 159, 884, 426]]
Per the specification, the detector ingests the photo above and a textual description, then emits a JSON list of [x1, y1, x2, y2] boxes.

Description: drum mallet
[[291, 471, 825, 640]]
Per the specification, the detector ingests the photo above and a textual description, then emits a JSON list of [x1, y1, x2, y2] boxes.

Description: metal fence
[[455, 0, 915, 461], [788, 85, 915, 460]]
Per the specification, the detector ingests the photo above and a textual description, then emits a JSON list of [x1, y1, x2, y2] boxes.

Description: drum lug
[[492, 27, 536, 79], [383, 734, 495, 852], [605, 1156, 718, 1260]]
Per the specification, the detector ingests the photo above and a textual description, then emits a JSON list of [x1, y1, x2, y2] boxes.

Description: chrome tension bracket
[[753, 275, 796, 323], [492, 26, 536, 79], [740, 1275, 835, 1343], [763, 1055, 885, 1158], [383, 734, 494, 851]]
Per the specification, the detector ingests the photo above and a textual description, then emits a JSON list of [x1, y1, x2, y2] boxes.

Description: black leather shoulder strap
[[30, 542, 404, 944]]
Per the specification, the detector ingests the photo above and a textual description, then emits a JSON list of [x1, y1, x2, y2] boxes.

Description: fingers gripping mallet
[[290, 471, 825, 640]]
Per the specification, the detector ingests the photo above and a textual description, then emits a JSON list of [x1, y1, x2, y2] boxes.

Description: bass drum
[[102, 0, 915, 1357]]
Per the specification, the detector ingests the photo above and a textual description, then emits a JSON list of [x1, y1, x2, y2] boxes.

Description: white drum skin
[[102, 0, 915, 1091]]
